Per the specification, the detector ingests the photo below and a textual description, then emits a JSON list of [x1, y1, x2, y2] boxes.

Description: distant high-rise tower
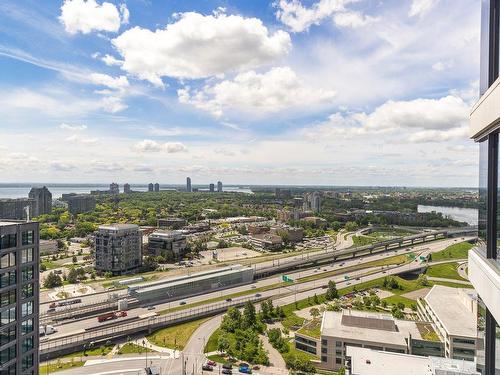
[[28, 186, 52, 216], [124, 183, 131, 194], [109, 182, 119, 194], [209, 183, 215, 192], [186, 177, 192, 192], [217, 181, 223, 193], [148, 183, 154, 192], [154, 183, 160, 192], [303, 191, 321, 213]]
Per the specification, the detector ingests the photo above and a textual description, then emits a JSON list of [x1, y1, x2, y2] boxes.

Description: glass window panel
[[22, 284, 33, 299], [479, 138, 488, 252], [21, 319, 33, 334], [21, 231, 34, 246], [0, 235, 16, 250], [21, 301, 33, 317]]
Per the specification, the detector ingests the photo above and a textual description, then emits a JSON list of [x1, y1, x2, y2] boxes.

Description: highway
[[41, 236, 473, 356]]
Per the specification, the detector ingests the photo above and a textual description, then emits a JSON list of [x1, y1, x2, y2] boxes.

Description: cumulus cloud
[[302, 95, 469, 142], [60, 123, 87, 131], [59, 0, 129, 34], [409, 0, 439, 17], [111, 11, 291, 86], [101, 54, 123, 66], [89, 73, 129, 91], [178, 67, 336, 117], [101, 96, 127, 113], [133, 140, 188, 153], [275, 0, 359, 32]]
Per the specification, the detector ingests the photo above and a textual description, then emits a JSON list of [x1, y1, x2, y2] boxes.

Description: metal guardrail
[[40, 296, 262, 355]]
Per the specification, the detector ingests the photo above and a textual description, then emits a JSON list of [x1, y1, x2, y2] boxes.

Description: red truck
[[97, 311, 127, 323]]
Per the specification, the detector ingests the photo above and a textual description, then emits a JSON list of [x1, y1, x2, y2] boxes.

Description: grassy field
[[296, 319, 321, 338], [63, 344, 113, 358], [40, 360, 84, 373], [383, 295, 417, 307], [430, 242, 473, 261], [117, 343, 155, 354], [41, 260, 60, 270], [147, 317, 211, 350], [425, 262, 466, 281], [205, 328, 221, 353], [352, 235, 378, 246]]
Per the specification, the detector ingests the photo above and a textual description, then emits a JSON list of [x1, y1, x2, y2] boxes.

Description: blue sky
[[0, 0, 480, 186]]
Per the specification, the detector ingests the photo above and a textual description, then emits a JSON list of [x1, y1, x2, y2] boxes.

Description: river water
[[417, 204, 478, 226]]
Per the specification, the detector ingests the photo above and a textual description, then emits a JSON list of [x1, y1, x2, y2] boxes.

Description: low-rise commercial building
[[301, 216, 328, 228], [128, 264, 254, 302], [95, 224, 142, 275], [416, 285, 478, 361], [158, 218, 187, 229], [247, 225, 270, 235], [345, 347, 479, 375], [249, 233, 283, 250], [271, 225, 304, 242], [61, 193, 96, 214], [301, 310, 443, 371], [148, 230, 187, 261]]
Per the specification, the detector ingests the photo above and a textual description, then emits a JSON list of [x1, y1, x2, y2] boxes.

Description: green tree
[[43, 272, 62, 288], [243, 301, 257, 328], [67, 268, 78, 284], [310, 307, 320, 319], [326, 280, 339, 300]]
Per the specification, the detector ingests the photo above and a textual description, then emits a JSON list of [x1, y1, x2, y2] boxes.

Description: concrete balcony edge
[[470, 76, 500, 140]]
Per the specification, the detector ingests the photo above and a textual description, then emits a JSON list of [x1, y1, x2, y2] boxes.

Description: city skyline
[[0, 0, 480, 187]]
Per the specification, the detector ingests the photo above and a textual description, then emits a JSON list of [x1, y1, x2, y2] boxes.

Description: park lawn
[[430, 242, 473, 261], [433, 280, 473, 288], [117, 343, 155, 354], [63, 344, 113, 358], [382, 295, 417, 308], [147, 317, 211, 350], [41, 260, 60, 270], [206, 354, 229, 363], [425, 263, 466, 281], [352, 235, 378, 247], [40, 360, 84, 373]]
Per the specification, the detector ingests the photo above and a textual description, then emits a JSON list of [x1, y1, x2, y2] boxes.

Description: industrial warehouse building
[[128, 265, 254, 302]]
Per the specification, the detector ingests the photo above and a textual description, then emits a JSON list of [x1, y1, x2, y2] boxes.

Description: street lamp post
[[142, 339, 148, 369]]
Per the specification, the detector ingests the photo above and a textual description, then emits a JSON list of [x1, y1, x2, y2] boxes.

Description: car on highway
[[255, 293, 261, 297], [147, 305, 155, 310], [202, 364, 213, 371], [206, 360, 216, 366], [251, 285, 256, 289], [179, 301, 186, 305], [226, 298, 232, 302], [346, 282, 351, 285]]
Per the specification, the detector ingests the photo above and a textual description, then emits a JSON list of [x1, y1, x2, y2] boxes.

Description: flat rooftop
[[99, 224, 139, 231], [321, 310, 422, 347], [0, 220, 26, 227], [424, 285, 477, 337], [347, 346, 479, 375]]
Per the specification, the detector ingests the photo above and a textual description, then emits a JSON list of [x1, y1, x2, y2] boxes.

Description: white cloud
[[101, 96, 127, 113], [178, 67, 336, 117], [409, 0, 439, 17], [275, 0, 356, 32], [333, 11, 377, 28], [60, 123, 87, 131], [101, 54, 123, 66], [133, 140, 188, 153], [59, 0, 129, 35], [302, 95, 469, 142], [112, 11, 291, 86], [408, 127, 469, 143], [119, 3, 129, 24], [65, 134, 99, 144], [89, 73, 129, 91], [91, 160, 124, 172], [50, 161, 77, 171]]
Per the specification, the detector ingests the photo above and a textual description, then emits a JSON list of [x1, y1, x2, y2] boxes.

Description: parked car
[[202, 364, 213, 371], [179, 301, 186, 305], [222, 369, 232, 374], [222, 363, 233, 369], [238, 367, 252, 374], [206, 360, 216, 366]]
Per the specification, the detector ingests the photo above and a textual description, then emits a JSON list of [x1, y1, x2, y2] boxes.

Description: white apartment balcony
[[470, 77, 500, 139]]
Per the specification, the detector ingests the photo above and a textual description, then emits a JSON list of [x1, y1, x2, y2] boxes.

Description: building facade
[[61, 194, 96, 215], [148, 183, 154, 192], [123, 183, 131, 194], [95, 224, 142, 275], [109, 183, 119, 195], [469, 1, 500, 373], [186, 177, 192, 192], [158, 218, 187, 229], [154, 183, 160, 192], [416, 286, 477, 361], [209, 183, 215, 192], [217, 181, 222, 193], [147, 230, 187, 261], [0, 221, 39, 375], [0, 200, 35, 221], [28, 187, 52, 217]]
